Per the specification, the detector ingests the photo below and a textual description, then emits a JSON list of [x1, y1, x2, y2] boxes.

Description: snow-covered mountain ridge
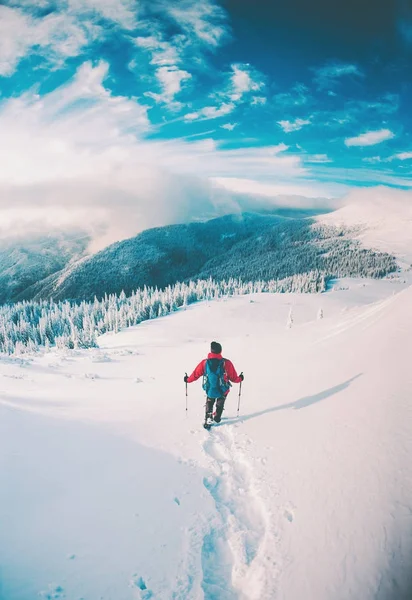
[[318, 187, 412, 265], [2, 188, 411, 305], [0, 231, 90, 305], [17, 212, 397, 303]]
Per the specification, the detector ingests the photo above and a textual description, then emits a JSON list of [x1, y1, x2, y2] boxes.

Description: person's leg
[[213, 397, 225, 422], [205, 398, 215, 419]]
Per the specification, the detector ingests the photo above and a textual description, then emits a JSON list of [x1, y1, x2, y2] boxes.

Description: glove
[[239, 372, 244, 382], [184, 374, 188, 383]]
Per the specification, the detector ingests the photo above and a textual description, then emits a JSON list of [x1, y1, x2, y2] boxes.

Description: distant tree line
[[0, 273, 326, 354]]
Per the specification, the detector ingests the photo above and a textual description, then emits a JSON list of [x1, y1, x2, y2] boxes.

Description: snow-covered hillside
[[319, 187, 412, 266], [1, 277, 411, 600]]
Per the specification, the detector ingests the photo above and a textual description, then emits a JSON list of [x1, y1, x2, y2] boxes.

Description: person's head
[[210, 341, 222, 354]]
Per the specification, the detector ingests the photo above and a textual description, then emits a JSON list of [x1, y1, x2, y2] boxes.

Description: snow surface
[[318, 187, 412, 266], [1, 276, 412, 600]]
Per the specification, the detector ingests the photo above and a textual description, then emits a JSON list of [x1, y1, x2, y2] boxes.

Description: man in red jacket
[[184, 341, 243, 425]]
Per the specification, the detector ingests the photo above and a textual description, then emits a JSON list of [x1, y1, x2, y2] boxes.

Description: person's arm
[[225, 360, 243, 383], [187, 360, 205, 383]]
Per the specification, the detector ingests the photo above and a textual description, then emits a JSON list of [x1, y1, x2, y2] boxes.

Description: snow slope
[[0, 277, 412, 600], [318, 187, 412, 266]]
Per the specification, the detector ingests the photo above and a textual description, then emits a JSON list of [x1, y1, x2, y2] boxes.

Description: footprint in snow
[[91, 353, 111, 363], [39, 584, 65, 599], [84, 373, 99, 380], [284, 508, 294, 522], [130, 575, 153, 599]]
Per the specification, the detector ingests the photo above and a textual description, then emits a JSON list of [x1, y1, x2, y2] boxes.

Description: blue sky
[[0, 0, 411, 242]]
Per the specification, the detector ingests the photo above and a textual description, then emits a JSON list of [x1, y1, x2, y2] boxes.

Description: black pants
[[206, 397, 225, 421]]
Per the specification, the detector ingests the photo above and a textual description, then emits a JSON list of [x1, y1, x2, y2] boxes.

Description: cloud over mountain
[[0, 0, 411, 246]]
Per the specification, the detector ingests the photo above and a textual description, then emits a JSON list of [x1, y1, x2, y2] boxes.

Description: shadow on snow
[[222, 374, 363, 426]]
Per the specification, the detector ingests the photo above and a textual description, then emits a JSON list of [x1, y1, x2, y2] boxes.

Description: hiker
[[184, 341, 243, 425]]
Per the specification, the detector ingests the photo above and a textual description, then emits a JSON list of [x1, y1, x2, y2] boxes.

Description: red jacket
[[187, 353, 242, 394]]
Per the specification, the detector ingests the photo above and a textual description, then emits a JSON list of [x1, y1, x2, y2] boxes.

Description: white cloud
[[392, 151, 412, 160], [170, 143, 304, 179], [305, 154, 332, 163], [1, 0, 226, 81], [230, 64, 263, 100], [0, 61, 149, 187], [5, 0, 53, 6], [251, 96, 266, 106], [0, 6, 35, 76], [184, 62, 264, 122], [0, 5, 96, 76], [67, 0, 139, 30], [278, 118, 311, 133], [166, 0, 230, 48], [362, 156, 383, 164], [146, 66, 191, 108], [0, 0, 143, 77], [271, 143, 289, 153], [0, 62, 320, 247], [221, 123, 237, 131], [7, 0, 138, 26], [134, 29, 191, 110], [314, 62, 363, 90], [345, 129, 395, 147], [318, 64, 361, 78], [330, 116, 353, 126], [184, 102, 235, 121], [157, 65, 191, 98], [212, 177, 342, 201], [133, 6, 235, 113], [362, 151, 412, 164], [134, 0, 230, 75], [134, 34, 182, 67]]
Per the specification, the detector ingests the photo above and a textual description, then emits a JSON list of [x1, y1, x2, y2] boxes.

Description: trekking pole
[[185, 373, 188, 415], [237, 380, 243, 416]]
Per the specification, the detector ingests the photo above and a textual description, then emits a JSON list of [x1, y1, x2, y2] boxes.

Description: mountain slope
[[28, 213, 396, 302], [29, 213, 288, 301], [0, 278, 411, 599], [319, 187, 412, 265], [0, 231, 90, 305], [2, 189, 409, 306]]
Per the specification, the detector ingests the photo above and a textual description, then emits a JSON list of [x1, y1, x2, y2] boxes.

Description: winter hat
[[211, 341, 222, 354]]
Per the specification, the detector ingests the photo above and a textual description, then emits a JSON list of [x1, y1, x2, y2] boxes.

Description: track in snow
[[201, 425, 280, 600]]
